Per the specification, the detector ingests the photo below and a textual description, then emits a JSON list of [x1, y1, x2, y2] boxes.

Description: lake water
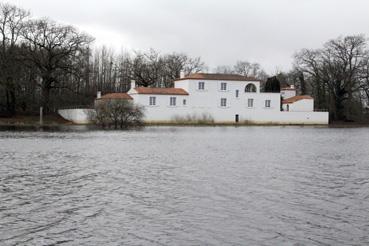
[[1, 126, 369, 245]]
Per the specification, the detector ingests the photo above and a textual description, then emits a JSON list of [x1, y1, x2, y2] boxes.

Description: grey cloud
[[7, 0, 369, 73]]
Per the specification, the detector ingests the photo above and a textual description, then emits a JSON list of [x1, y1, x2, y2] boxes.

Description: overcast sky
[[6, 0, 369, 73]]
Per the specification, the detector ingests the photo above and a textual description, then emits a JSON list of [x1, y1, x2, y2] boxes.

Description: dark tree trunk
[[5, 78, 16, 116], [331, 93, 346, 121], [298, 72, 307, 95], [41, 82, 51, 114], [336, 99, 346, 121]]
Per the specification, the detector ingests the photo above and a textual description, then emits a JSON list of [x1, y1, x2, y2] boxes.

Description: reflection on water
[[1, 127, 369, 245], [0, 124, 97, 132]]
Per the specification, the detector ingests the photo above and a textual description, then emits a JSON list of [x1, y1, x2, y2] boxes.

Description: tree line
[[0, 3, 206, 116], [278, 35, 369, 121], [1, 3, 369, 121]]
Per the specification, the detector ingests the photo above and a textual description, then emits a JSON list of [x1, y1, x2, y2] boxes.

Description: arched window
[[245, 83, 257, 93]]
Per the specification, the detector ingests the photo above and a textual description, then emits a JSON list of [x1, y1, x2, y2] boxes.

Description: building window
[[170, 97, 176, 106], [265, 100, 271, 108], [198, 82, 205, 90], [248, 98, 254, 108], [220, 82, 227, 91], [220, 98, 227, 107], [183, 99, 187, 105], [245, 83, 257, 93], [236, 90, 239, 98], [149, 96, 156, 106]]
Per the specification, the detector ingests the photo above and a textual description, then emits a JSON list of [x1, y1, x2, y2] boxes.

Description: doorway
[[235, 114, 239, 123]]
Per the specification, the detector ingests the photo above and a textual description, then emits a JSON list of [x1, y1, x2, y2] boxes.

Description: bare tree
[[116, 51, 132, 92], [131, 49, 164, 87], [214, 65, 234, 74], [161, 53, 205, 87], [294, 35, 369, 121], [234, 61, 269, 80], [95, 100, 144, 129], [0, 3, 209, 116], [183, 56, 206, 75], [0, 3, 29, 115], [214, 61, 268, 81], [21, 18, 94, 112], [130, 49, 205, 88]]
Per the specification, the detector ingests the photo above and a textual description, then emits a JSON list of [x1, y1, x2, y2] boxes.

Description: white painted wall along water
[[58, 109, 94, 124]]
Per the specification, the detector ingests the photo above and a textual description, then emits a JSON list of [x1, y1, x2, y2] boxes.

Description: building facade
[[127, 73, 329, 124]]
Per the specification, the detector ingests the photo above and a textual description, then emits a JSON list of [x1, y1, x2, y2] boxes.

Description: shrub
[[172, 113, 214, 124], [94, 100, 144, 129]]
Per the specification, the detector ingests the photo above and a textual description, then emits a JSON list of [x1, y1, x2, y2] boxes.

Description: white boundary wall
[[246, 111, 329, 125], [58, 109, 94, 124], [57, 108, 329, 125], [142, 110, 329, 124]]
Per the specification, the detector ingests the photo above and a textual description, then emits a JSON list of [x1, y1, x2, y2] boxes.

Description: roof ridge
[[98, 92, 133, 100], [282, 95, 313, 104], [134, 87, 189, 95]]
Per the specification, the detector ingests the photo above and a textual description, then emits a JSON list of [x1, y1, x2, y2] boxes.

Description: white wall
[[129, 79, 282, 123], [283, 99, 314, 112], [246, 111, 329, 125], [175, 79, 281, 122], [130, 94, 190, 122], [57, 108, 329, 125], [58, 109, 94, 124]]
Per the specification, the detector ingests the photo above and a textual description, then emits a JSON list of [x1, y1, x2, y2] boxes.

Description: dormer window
[[220, 82, 227, 91], [198, 82, 205, 90]]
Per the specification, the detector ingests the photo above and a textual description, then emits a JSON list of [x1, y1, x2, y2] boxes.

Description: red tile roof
[[134, 87, 189, 95], [97, 93, 133, 100], [176, 73, 260, 82], [283, 95, 313, 104]]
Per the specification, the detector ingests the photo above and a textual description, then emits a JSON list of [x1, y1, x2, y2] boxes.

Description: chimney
[[180, 71, 185, 79], [97, 91, 101, 99], [131, 80, 136, 89]]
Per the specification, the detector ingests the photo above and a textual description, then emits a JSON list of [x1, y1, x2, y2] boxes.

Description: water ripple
[[0, 127, 369, 245]]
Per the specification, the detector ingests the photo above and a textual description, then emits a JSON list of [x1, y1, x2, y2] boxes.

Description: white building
[[127, 73, 329, 124]]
